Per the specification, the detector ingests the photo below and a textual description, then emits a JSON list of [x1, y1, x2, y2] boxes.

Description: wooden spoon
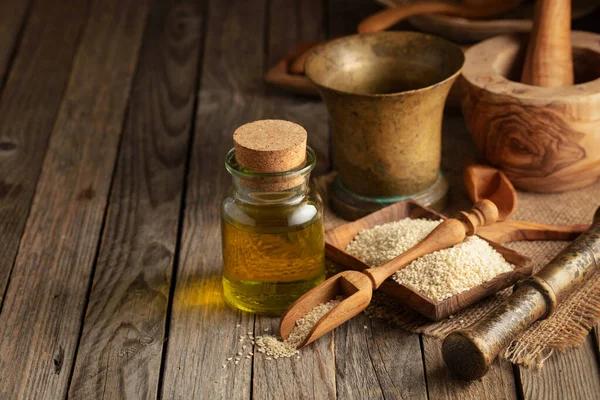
[[279, 200, 499, 348], [287, 0, 522, 75], [463, 164, 588, 242]]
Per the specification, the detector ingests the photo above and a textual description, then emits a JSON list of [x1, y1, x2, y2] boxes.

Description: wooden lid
[[233, 120, 307, 173]]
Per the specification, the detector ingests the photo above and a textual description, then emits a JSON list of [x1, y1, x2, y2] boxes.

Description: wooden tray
[[324, 200, 532, 320]]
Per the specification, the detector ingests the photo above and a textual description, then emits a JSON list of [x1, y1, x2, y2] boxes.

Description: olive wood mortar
[[442, 205, 600, 381], [461, 31, 600, 192], [324, 200, 532, 321]]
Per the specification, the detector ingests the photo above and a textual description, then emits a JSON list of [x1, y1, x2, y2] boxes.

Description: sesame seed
[[222, 364, 226, 369], [237, 352, 242, 356], [364, 325, 368, 329], [346, 218, 514, 301], [235, 361, 239, 365], [264, 328, 269, 332], [227, 357, 232, 361], [254, 299, 340, 359], [236, 324, 241, 327]]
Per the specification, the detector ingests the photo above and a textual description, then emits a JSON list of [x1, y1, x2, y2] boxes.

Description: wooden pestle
[[521, 0, 574, 87], [442, 206, 600, 381]]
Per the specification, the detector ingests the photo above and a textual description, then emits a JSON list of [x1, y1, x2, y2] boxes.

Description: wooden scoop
[[464, 164, 517, 220], [279, 200, 499, 348], [463, 164, 588, 242]]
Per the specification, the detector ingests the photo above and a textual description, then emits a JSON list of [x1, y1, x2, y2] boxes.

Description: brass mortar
[[305, 32, 464, 220]]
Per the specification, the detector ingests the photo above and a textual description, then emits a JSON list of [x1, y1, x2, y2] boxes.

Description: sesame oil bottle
[[221, 120, 325, 315]]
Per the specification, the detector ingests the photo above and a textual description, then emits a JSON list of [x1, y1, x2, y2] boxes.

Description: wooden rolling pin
[[442, 206, 600, 381]]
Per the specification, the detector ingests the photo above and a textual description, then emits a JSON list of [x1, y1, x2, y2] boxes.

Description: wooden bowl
[[324, 200, 532, 321], [461, 32, 600, 192]]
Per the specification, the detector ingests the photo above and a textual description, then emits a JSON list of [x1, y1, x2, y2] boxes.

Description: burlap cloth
[[315, 115, 600, 369]]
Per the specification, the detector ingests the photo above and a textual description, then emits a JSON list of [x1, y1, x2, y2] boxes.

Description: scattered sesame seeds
[[254, 299, 340, 359], [346, 218, 514, 301], [227, 357, 232, 361], [236, 324, 241, 327]]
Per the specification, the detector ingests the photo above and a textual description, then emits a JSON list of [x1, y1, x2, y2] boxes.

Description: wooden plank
[[0, 0, 31, 86], [0, 0, 149, 397], [264, 0, 330, 175], [335, 316, 428, 400], [423, 336, 518, 400], [516, 335, 600, 400], [334, 314, 384, 399], [67, 1, 204, 399], [253, 317, 336, 400], [159, 1, 266, 398], [322, 1, 428, 398], [0, 0, 88, 307], [252, 1, 335, 397]]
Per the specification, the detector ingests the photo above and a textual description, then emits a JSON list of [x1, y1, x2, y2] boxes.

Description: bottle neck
[[232, 174, 310, 206]]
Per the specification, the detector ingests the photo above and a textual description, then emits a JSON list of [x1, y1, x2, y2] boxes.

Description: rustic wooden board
[[0, 0, 88, 308], [595, 325, 599, 355], [253, 317, 337, 400], [159, 1, 265, 398], [422, 336, 518, 400], [0, 0, 149, 397], [251, 1, 336, 399], [67, 1, 203, 399], [516, 335, 600, 400], [0, 0, 31, 87], [264, 0, 330, 175]]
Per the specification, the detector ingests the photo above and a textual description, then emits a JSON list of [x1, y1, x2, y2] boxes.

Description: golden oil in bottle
[[221, 197, 325, 315], [220, 120, 325, 315]]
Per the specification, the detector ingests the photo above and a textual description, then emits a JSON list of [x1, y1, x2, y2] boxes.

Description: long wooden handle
[[476, 220, 589, 243], [364, 200, 499, 289], [357, 1, 522, 33], [442, 206, 600, 381], [520, 0, 573, 87]]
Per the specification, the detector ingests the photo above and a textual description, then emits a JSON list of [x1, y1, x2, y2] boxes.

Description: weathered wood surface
[[0, 0, 31, 87], [0, 0, 88, 307], [423, 336, 518, 400], [516, 336, 600, 400], [67, 1, 204, 399], [0, 0, 149, 397], [264, 0, 330, 174], [159, 1, 264, 398], [252, 1, 336, 397], [0, 1, 598, 400]]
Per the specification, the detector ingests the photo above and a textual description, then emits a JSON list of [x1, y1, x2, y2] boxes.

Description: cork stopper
[[233, 120, 307, 172]]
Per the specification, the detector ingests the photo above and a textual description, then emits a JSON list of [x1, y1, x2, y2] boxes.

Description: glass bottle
[[221, 146, 325, 315]]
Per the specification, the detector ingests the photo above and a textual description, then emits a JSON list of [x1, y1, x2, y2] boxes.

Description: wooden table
[[1, 0, 599, 398]]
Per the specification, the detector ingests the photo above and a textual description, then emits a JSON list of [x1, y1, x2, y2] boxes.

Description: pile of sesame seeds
[[346, 218, 515, 302], [254, 299, 340, 359]]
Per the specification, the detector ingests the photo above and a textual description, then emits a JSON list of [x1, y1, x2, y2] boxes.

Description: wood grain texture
[[334, 313, 428, 399], [252, 2, 335, 397], [264, 0, 330, 175], [0, 0, 31, 87], [159, 1, 265, 398], [0, 0, 88, 307], [516, 335, 600, 400], [67, 1, 203, 399], [423, 336, 518, 400], [253, 317, 336, 400], [0, 0, 149, 397]]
